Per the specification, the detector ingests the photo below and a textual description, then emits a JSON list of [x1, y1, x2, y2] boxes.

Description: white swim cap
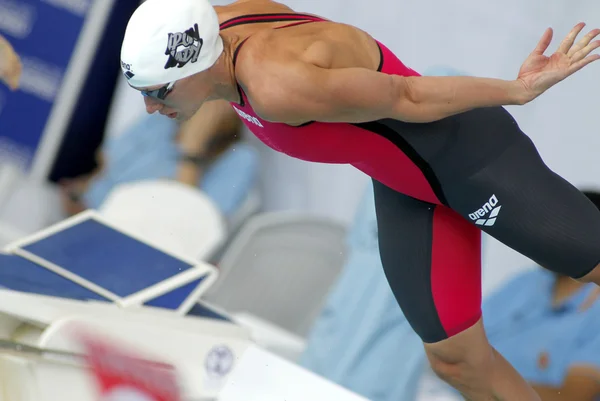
[[120, 0, 223, 88]]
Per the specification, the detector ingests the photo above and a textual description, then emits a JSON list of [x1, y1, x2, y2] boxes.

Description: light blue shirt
[[84, 113, 259, 216], [300, 185, 425, 401], [484, 269, 600, 389]]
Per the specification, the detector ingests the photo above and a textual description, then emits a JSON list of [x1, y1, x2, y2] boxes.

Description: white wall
[[108, 0, 600, 293]]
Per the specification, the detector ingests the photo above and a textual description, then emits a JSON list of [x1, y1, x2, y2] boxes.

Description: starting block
[[2, 210, 218, 314], [0, 210, 369, 401]]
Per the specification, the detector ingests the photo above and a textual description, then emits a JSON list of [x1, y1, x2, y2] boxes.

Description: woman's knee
[[424, 320, 495, 386], [577, 263, 600, 283]]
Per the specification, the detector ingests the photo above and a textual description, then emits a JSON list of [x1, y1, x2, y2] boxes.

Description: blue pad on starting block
[[2, 211, 217, 314]]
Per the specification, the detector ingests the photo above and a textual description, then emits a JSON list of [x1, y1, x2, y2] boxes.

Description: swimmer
[[120, 0, 600, 399], [0, 35, 21, 90]]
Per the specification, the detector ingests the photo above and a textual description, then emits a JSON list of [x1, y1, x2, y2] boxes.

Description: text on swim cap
[[164, 23, 203, 69], [120, 60, 135, 80]]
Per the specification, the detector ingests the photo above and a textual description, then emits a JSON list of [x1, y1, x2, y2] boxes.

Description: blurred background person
[[0, 34, 21, 90], [59, 99, 259, 221]]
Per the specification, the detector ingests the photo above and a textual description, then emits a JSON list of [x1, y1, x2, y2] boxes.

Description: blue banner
[[0, 0, 96, 172]]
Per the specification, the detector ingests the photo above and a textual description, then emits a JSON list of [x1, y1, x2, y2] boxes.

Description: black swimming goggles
[[141, 81, 175, 100]]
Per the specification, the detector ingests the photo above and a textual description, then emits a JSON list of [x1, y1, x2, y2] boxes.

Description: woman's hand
[[517, 23, 600, 102]]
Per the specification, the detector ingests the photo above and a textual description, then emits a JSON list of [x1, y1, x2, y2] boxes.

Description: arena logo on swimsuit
[[469, 194, 501, 226], [232, 106, 264, 127]]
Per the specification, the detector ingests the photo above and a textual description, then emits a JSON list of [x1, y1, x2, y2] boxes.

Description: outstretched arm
[[251, 64, 527, 124], [249, 23, 599, 124], [176, 99, 241, 186]]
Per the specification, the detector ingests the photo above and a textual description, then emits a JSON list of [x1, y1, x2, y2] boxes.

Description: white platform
[[0, 208, 369, 401], [0, 290, 250, 401]]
